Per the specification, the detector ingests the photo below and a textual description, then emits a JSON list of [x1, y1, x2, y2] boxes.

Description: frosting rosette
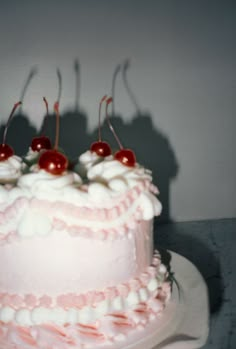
[[23, 147, 40, 165], [87, 157, 152, 191], [0, 155, 24, 184], [76, 150, 111, 179], [18, 166, 82, 199], [82, 154, 162, 219]]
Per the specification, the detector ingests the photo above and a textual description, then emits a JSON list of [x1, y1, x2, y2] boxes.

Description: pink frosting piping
[[0, 181, 158, 244], [0, 285, 171, 349]]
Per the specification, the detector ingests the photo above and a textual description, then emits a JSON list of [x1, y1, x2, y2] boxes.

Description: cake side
[[0, 220, 153, 296], [0, 151, 171, 348]]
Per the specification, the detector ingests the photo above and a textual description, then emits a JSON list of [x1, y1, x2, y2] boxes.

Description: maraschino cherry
[[31, 97, 52, 152], [105, 97, 136, 167], [0, 101, 22, 162], [38, 102, 68, 175], [90, 95, 112, 157]]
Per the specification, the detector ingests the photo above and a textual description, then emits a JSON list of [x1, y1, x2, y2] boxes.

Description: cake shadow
[[0, 66, 39, 155], [0, 112, 37, 156], [154, 221, 224, 315], [39, 108, 91, 162]]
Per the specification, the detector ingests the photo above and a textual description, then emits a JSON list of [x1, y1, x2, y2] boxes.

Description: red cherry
[[31, 136, 52, 152], [38, 149, 68, 175], [38, 101, 68, 175], [90, 96, 112, 158], [114, 149, 136, 167], [31, 98, 52, 152], [0, 101, 22, 162], [104, 97, 136, 167], [0, 144, 14, 162], [90, 141, 111, 157]]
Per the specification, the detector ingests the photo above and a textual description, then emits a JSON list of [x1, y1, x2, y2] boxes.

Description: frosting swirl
[[24, 147, 40, 164], [87, 157, 152, 192], [18, 166, 82, 198], [0, 155, 24, 184]]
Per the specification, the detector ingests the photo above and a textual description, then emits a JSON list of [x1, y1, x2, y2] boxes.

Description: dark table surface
[[154, 218, 236, 349]]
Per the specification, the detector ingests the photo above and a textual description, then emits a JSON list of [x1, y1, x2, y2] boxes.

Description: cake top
[[0, 97, 162, 241]]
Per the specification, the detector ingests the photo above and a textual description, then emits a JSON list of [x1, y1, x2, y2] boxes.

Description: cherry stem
[[41, 97, 49, 135], [54, 102, 60, 150], [2, 101, 22, 145], [105, 97, 123, 150], [98, 95, 107, 142], [111, 64, 121, 117]]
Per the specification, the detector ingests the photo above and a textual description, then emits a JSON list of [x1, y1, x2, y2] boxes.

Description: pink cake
[[0, 98, 171, 348]]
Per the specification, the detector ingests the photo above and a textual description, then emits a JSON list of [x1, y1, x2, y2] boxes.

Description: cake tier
[[0, 154, 168, 348], [0, 220, 153, 296], [0, 249, 170, 349]]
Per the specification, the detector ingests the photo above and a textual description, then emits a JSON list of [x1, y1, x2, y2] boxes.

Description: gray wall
[[0, 0, 235, 222]]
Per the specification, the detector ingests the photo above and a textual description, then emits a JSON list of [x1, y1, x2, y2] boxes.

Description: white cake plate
[[108, 251, 209, 349]]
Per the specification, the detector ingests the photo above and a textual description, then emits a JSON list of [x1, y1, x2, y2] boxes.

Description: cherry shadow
[[39, 59, 90, 162], [0, 67, 39, 155], [0, 112, 37, 156], [39, 109, 90, 162]]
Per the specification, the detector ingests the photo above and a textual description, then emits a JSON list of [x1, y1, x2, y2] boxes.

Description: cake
[[0, 101, 171, 349]]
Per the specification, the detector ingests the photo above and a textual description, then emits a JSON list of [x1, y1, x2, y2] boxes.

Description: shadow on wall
[[0, 61, 179, 222]]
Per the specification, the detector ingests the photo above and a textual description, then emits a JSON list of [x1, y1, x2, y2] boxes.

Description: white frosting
[[24, 147, 39, 162], [139, 288, 149, 302], [67, 308, 78, 324], [96, 299, 110, 317], [0, 272, 169, 327], [32, 307, 52, 325], [18, 210, 52, 237], [51, 307, 67, 325], [18, 167, 82, 197], [15, 308, 31, 326], [79, 150, 106, 171], [147, 278, 159, 292], [0, 155, 23, 183], [0, 306, 15, 323], [87, 157, 152, 192], [126, 291, 140, 307], [159, 264, 167, 274], [0, 149, 161, 238], [112, 296, 124, 311], [77, 150, 162, 218], [78, 306, 96, 324]]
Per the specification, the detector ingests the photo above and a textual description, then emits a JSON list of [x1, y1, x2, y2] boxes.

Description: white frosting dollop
[[18, 167, 82, 198], [0, 306, 15, 323], [32, 307, 52, 325], [87, 158, 152, 192], [0, 155, 24, 183], [79, 150, 105, 170], [78, 150, 162, 219], [67, 308, 78, 324], [77, 150, 113, 179], [15, 308, 32, 326], [24, 147, 39, 163], [147, 278, 159, 292], [126, 291, 140, 307], [78, 306, 95, 324]]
